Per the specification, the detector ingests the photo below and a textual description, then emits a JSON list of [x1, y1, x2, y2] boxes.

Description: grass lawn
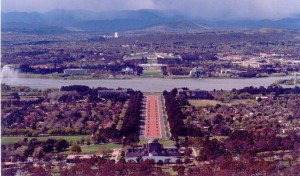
[[147, 58, 158, 63], [143, 69, 162, 73], [230, 99, 257, 105], [138, 139, 174, 147], [1, 135, 90, 145], [60, 143, 122, 155], [189, 100, 224, 107], [80, 144, 122, 154], [141, 70, 163, 77], [209, 136, 229, 141], [189, 99, 257, 107]]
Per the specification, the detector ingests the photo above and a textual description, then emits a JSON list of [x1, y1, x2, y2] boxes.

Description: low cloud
[[2, 0, 300, 20], [154, 0, 300, 20], [1, 0, 156, 12]]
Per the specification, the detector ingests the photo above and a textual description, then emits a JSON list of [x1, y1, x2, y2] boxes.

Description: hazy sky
[[2, 0, 300, 19]]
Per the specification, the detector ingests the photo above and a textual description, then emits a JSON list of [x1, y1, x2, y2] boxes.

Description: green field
[[189, 100, 224, 107], [80, 144, 122, 154], [147, 58, 158, 63], [189, 99, 257, 107], [141, 70, 163, 77], [138, 139, 174, 147], [57, 143, 123, 155], [1, 135, 90, 145]]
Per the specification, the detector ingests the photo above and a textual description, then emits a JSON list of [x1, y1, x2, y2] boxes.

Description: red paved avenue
[[144, 95, 161, 139]]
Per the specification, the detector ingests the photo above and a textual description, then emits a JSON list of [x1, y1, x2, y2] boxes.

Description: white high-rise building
[[114, 32, 119, 38]]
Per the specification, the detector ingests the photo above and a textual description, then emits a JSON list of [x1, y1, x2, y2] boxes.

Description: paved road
[[140, 94, 167, 140], [144, 95, 161, 139]]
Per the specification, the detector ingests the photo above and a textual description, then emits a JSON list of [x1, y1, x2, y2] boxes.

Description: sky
[[2, 0, 300, 20]]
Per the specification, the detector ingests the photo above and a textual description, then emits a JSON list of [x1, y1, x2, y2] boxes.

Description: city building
[[114, 32, 119, 38], [241, 60, 272, 68], [190, 67, 204, 77], [63, 69, 88, 75], [126, 139, 181, 158]]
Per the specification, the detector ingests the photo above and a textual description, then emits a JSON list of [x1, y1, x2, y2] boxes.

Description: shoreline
[[15, 73, 291, 81]]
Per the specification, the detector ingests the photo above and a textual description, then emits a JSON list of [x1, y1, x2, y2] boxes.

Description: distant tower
[[114, 32, 119, 38]]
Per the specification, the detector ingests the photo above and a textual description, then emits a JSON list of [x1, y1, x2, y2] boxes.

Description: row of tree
[[235, 85, 300, 95], [163, 89, 187, 137], [163, 89, 203, 137], [22, 138, 69, 158], [19, 64, 65, 74], [120, 91, 143, 136], [59, 85, 131, 102], [180, 52, 218, 61], [93, 91, 143, 144], [19, 63, 141, 75]]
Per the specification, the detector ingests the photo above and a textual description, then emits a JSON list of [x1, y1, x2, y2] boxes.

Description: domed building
[[145, 139, 162, 156], [126, 139, 181, 158]]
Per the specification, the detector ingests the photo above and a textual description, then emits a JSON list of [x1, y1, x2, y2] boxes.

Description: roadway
[[142, 95, 166, 139]]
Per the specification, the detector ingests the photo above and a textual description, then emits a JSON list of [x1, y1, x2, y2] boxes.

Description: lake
[[1, 76, 294, 92]]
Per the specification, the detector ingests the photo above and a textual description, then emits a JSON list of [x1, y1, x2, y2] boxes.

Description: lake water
[[1, 76, 294, 92]]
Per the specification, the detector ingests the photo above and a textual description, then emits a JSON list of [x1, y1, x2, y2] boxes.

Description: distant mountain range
[[2, 9, 300, 34]]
